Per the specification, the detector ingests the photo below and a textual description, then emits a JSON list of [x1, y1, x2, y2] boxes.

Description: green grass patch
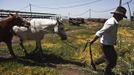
[[0, 23, 134, 75]]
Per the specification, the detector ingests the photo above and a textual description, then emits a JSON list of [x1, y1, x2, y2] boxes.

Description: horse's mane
[[0, 17, 12, 28], [0, 16, 13, 22]]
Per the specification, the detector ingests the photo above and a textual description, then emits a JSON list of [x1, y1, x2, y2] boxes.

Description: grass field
[[0, 21, 134, 75]]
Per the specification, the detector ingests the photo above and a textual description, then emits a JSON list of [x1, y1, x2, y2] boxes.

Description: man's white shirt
[[96, 17, 118, 45]]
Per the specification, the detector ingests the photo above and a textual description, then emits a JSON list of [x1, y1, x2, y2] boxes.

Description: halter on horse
[[13, 18, 67, 56], [0, 13, 30, 57]]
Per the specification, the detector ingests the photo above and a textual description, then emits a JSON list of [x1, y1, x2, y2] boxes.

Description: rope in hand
[[62, 35, 88, 49], [62, 36, 97, 71], [82, 41, 97, 71], [62, 40, 78, 49]]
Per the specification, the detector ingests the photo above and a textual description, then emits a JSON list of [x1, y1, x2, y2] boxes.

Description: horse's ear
[[15, 12, 19, 16], [56, 17, 63, 23], [9, 12, 18, 17], [9, 13, 14, 17]]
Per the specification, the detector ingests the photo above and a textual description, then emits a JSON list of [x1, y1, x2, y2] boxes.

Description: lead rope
[[63, 34, 89, 50], [62, 40, 97, 71], [89, 43, 97, 71], [82, 41, 97, 71], [62, 40, 78, 49]]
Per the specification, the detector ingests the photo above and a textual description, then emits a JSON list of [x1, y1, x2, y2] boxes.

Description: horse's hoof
[[25, 53, 35, 58], [25, 53, 30, 57], [11, 55, 17, 58], [28, 50, 37, 55]]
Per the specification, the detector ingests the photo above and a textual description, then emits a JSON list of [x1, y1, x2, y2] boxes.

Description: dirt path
[[56, 64, 90, 75]]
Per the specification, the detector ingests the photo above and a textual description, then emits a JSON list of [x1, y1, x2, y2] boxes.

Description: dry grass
[[0, 22, 134, 75]]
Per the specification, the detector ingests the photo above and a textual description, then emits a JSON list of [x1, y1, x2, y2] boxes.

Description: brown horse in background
[[0, 13, 30, 57]]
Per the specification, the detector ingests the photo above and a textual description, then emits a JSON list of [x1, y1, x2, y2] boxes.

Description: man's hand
[[89, 40, 94, 46], [89, 35, 99, 46]]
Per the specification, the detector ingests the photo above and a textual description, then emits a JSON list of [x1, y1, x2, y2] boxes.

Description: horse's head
[[55, 18, 67, 40], [9, 13, 30, 27]]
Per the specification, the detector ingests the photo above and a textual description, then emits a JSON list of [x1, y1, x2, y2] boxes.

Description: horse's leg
[[28, 39, 43, 58], [33, 42, 38, 51], [35, 39, 44, 59], [36, 39, 43, 53], [19, 38, 28, 56], [28, 39, 40, 56], [28, 40, 39, 55], [38, 40, 42, 51], [5, 41, 16, 57], [31, 39, 42, 52]]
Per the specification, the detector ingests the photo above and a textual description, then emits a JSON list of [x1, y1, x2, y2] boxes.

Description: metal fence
[[0, 9, 57, 18]]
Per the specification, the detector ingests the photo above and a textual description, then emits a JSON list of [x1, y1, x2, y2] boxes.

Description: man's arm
[[90, 35, 99, 45]]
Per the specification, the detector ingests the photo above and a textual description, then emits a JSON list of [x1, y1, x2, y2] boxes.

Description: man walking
[[89, 6, 127, 75]]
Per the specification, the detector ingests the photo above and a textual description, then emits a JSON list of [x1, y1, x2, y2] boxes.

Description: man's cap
[[111, 6, 127, 18]]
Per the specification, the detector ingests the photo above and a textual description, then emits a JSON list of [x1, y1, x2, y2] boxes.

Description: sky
[[0, 0, 134, 19]]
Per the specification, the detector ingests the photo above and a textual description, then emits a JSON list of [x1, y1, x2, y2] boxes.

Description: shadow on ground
[[0, 52, 86, 68]]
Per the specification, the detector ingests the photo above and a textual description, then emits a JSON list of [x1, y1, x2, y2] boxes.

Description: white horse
[[13, 18, 67, 56]]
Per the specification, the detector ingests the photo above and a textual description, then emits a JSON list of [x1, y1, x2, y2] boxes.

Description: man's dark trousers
[[94, 44, 117, 75]]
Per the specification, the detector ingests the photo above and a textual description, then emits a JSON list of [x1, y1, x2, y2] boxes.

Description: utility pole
[[29, 3, 32, 18], [127, 2, 131, 21], [133, 11, 134, 18], [68, 12, 70, 18], [133, 11, 134, 16], [133, 11, 134, 21], [89, 9, 91, 19], [119, 0, 122, 6]]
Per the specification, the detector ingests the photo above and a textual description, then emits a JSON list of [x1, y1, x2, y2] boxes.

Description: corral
[[0, 3, 134, 74], [0, 9, 57, 18], [0, 16, 134, 75]]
